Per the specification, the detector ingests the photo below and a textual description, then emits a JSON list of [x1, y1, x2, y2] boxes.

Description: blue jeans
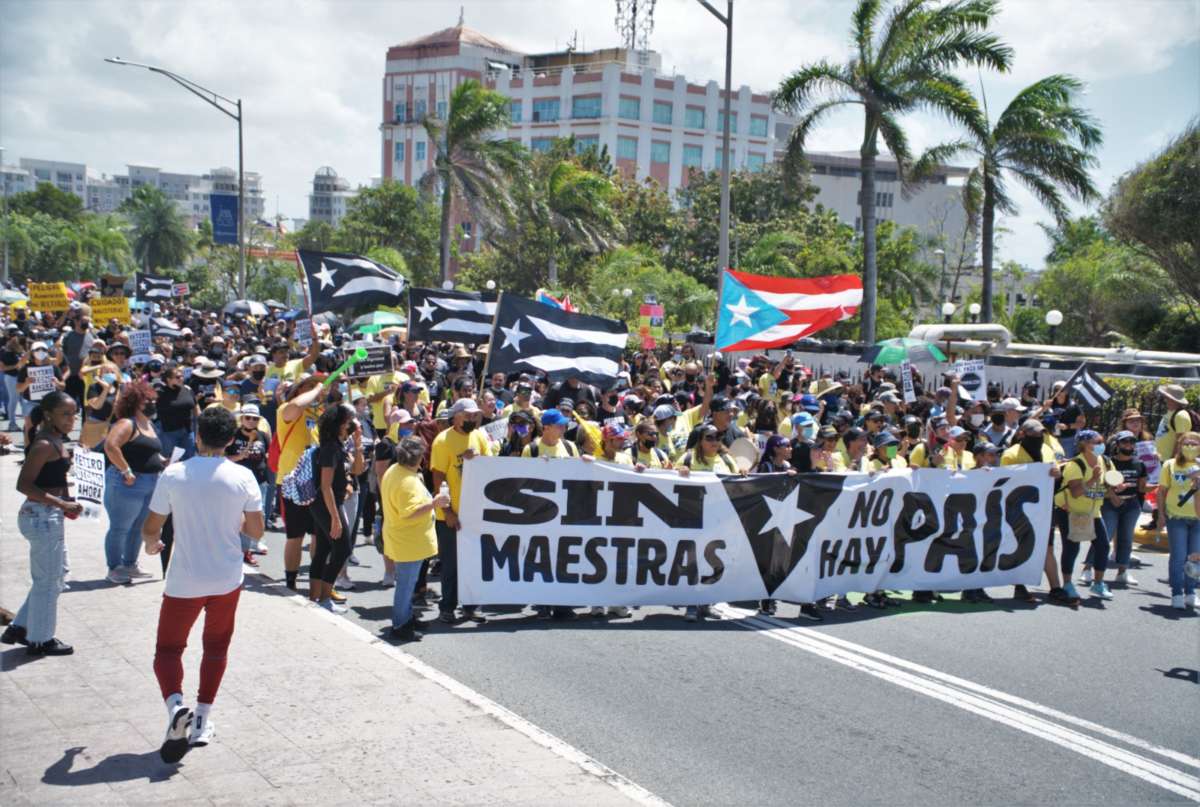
[[1055, 509, 1109, 578], [240, 482, 269, 551], [4, 374, 28, 430], [1099, 499, 1140, 568], [391, 560, 424, 629], [263, 470, 277, 524], [103, 467, 159, 571], [159, 427, 195, 462], [15, 502, 65, 644], [1166, 517, 1200, 596]]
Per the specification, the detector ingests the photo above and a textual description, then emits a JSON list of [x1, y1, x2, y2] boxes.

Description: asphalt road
[[253, 524, 1200, 806]]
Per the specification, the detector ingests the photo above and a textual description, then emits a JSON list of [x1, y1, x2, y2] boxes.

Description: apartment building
[[308, 166, 356, 226]]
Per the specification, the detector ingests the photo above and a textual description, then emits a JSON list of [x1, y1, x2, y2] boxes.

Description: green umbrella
[[858, 337, 947, 366], [351, 310, 406, 332]]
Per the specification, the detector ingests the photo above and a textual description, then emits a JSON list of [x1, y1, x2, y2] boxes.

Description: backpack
[[1186, 409, 1200, 433], [629, 445, 668, 466], [280, 445, 319, 506]]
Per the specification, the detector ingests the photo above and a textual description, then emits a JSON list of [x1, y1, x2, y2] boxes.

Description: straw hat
[[809, 377, 844, 397], [1158, 384, 1187, 406]]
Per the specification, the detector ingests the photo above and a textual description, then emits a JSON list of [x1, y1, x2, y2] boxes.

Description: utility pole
[[696, 0, 734, 297]]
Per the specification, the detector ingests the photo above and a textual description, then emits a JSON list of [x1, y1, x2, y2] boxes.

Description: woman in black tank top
[[4, 392, 82, 656], [101, 381, 166, 584]]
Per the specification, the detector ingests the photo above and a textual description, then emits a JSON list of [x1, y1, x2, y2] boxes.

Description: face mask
[[1182, 446, 1200, 461], [210, 348, 225, 358], [641, 438, 656, 450], [460, 420, 478, 433], [1020, 437, 1043, 457], [398, 427, 413, 437], [252, 370, 265, 381], [802, 424, 818, 441], [143, 403, 157, 419], [885, 445, 898, 460], [1116, 444, 1134, 455], [991, 414, 1005, 427], [1092, 444, 1105, 457], [33, 350, 48, 361], [514, 424, 530, 437], [969, 413, 985, 428], [101, 373, 117, 385]]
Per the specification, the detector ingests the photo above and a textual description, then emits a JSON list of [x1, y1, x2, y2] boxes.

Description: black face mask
[[906, 424, 921, 439], [460, 421, 478, 433], [252, 370, 265, 381], [143, 403, 158, 419], [210, 348, 225, 358], [1116, 444, 1134, 456], [991, 414, 1006, 427], [1020, 436, 1043, 457], [641, 439, 656, 450]]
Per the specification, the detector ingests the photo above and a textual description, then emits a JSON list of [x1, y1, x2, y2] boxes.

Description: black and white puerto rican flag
[[484, 293, 628, 387], [1062, 362, 1115, 410], [135, 272, 173, 300], [408, 287, 498, 344], [298, 250, 406, 313]]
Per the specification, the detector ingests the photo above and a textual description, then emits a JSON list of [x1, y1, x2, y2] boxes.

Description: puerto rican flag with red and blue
[[715, 269, 863, 352]]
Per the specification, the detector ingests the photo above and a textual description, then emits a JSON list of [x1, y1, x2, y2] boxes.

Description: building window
[[830, 166, 858, 178], [618, 96, 640, 120], [747, 153, 766, 172], [532, 98, 560, 122], [414, 100, 427, 120], [531, 137, 554, 153], [652, 101, 672, 125], [574, 135, 600, 154], [718, 110, 738, 134], [394, 142, 405, 162], [749, 115, 768, 137], [682, 144, 702, 168], [510, 100, 523, 123], [415, 142, 426, 162], [617, 135, 638, 160], [572, 96, 601, 119], [857, 190, 895, 207], [876, 170, 899, 182], [394, 102, 406, 122], [436, 101, 447, 119], [684, 107, 705, 129], [651, 141, 670, 164]]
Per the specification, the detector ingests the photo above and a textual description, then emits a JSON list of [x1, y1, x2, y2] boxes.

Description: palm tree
[[420, 79, 523, 285], [121, 185, 192, 271], [914, 75, 1102, 321], [75, 214, 133, 277], [773, 0, 1012, 342], [538, 160, 623, 288]]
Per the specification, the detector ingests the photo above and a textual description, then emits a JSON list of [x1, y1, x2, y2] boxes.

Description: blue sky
[[2, 0, 1196, 271]]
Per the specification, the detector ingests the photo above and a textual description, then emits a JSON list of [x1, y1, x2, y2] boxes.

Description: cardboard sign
[[27, 365, 56, 401], [1136, 440, 1162, 486], [28, 282, 70, 312], [954, 359, 987, 401], [901, 360, 917, 404], [294, 318, 313, 348], [72, 449, 106, 521], [129, 329, 153, 364], [346, 343, 390, 377], [483, 417, 510, 444], [172, 282, 190, 297], [90, 296, 132, 324], [638, 303, 665, 350]]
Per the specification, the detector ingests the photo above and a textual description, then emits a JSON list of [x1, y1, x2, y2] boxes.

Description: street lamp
[[105, 57, 246, 297], [442, 280, 454, 290], [485, 280, 496, 291], [1045, 309, 1063, 342], [696, 0, 734, 290], [941, 302, 957, 324], [933, 248, 947, 302], [968, 302, 981, 323]]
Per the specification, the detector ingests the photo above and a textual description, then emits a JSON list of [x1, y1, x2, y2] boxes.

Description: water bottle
[[438, 481, 450, 504]]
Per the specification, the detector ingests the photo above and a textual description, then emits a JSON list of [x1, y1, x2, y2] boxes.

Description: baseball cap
[[1113, 430, 1136, 442], [947, 426, 968, 439], [541, 409, 569, 427], [709, 396, 732, 413], [1001, 397, 1027, 412], [972, 441, 999, 455], [818, 425, 838, 440], [449, 398, 480, 416], [602, 423, 630, 440], [872, 431, 899, 447], [1020, 419, 1045, 434], [240, 404, 261, 418], [557, 398, 575, 412], [798, 393, 821, 413], [791, 412, 815, 428], [653, 404, 681, 421]]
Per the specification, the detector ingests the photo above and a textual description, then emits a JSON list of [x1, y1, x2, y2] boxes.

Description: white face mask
[[33, 350, 48, 362], [969, 413, 986, 428]]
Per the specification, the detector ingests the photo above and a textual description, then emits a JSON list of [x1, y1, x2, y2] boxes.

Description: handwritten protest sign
[[27, 365, 56, 401], [72, 450, 106, 521], [90, 296, 132, 324], [129, 329, 153, 364], [483, 417, 510, 444], [28, 283, 70, 312]]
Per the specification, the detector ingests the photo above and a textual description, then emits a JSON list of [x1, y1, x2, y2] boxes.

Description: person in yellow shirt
[[380, 435, 450, 641], [429, 398, 492, 625], [867, 431, 907, 472], [812, 426, 847, 472], [264, 331, 318, 384], [908, 420, 958, 470], [499, 382, 541, 421], [276, 375, 324, 591], [1155, 384, 1194, 462], [522, 409, 583, 620], [365, 365, 409, 431], [1156, 430, 1200, 610], [947, 426, 975, 470], [1054, 430, 1116, 605], [1000, 418, 1066, 604], [631, 420, 672, 468]]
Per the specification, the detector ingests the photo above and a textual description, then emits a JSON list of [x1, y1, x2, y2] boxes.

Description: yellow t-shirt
[[521, 438, 577, 459], [366, 372, 408, 430], [909, 442, 958, 469], [1001, 439, 1058, 466], [380, 465, 438, 562], [265, 358, 305, 384], [1156, 409, 1192, 461], [681, 450, 739, 474], [275, 406, 317, 477], [598, 451, 634, 466], [668, 405, 704, 459], [1159, 458, 1199, 520], [814, 450, 846, 472], [869, 455, 909, 473], [1055, 456, 1110, 517], [429, 427, 492, 522], [500, 402, 541, 421], [634, 446, 670, 468]]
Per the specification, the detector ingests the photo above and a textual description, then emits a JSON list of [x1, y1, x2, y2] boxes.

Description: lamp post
[[696, 0, 734, 291], [968, 302, 981, 323], [442, 280, 454, 290], [941, 301, 957, 324], [105, 57, 246, 297], [485, 279, 496, 291], [1045, 309, 1063, 343], [622, 287, 634, 322], [933, 247, 947, 304]]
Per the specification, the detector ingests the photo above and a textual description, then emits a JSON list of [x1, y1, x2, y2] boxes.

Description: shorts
[[282, 497, 314, 539]]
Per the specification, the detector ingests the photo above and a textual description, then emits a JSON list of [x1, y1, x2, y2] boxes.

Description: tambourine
[[728, 437, 760, 473]]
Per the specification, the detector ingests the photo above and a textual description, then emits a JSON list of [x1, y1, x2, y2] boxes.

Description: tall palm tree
[[121, 185, 192, 270], [773, 0, 1012, 342], [75, 214, 133, 277], [420, 79, 523, 284], [914, 75, 1102, 321], [538, 159, 623, 287]]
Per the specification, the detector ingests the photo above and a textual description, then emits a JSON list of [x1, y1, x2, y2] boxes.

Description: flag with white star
[[135, 272, 174, 300], [714, 270, 863, 352], [407, 287, 498, 344], [484, 293, 628, 387], [297, 250, 406, 313]]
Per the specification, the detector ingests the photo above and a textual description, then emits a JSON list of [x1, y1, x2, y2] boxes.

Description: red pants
[[153, 587, 241, 705]]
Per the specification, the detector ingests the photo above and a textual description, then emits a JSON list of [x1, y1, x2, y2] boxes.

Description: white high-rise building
[[308, 166, 356, 226], [18, 158, 87, 200]]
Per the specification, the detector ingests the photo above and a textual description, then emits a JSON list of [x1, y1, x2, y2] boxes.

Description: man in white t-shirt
[[141, 406, 263, 763]]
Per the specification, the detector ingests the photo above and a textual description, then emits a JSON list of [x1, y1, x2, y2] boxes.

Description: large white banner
[[457, 458, 1054, 606]]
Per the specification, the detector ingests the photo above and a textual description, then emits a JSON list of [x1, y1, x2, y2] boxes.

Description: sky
[[1, 0, 1197, 271]]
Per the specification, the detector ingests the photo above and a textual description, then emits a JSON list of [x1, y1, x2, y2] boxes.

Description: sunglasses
[[701, 434, 719, 442]]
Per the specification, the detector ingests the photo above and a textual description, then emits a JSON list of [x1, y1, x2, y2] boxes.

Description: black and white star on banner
[[1062, 362, 1115, 410], [135, 272, 173, 300], [484, 293, 628, 387], [297, 250, 406, 313], [407, 287, 498, 344]]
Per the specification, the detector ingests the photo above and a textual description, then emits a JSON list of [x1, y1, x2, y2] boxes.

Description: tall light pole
[[696, 0, 733, 291], [933, 247, 947, 303], [104, 57, 246, 298]]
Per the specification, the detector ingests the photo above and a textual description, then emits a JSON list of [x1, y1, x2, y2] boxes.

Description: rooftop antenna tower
[[615, 0, 657, 64]]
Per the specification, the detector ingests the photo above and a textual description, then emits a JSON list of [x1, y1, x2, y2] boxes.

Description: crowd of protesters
[[2, 291, 1199, 660]]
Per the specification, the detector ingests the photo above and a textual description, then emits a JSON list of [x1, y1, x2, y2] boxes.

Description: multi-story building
[[0, 149, 36, 197], [18, 158, 87, 200], [308, 166, 356, 226]]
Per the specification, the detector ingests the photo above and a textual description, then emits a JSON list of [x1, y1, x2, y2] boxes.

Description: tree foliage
[[121, 185, 193, 271]]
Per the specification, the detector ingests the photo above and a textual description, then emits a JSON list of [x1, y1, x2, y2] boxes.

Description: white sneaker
[[106, 568, 131, 585], [1114, 569, 1137, 586], [1186, 594, 1197, 609], [1079, 568, 1093, 585], [253, 540, 268, 555], [1172, 595, 1186, 610], [380, 572, 395, 589], [124, 564, 153, 579], [319, 599, 348, 615], [335, 574, 355, 591], [188, 714, 215, 747]]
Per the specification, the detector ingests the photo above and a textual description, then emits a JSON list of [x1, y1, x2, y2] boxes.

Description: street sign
[[211, 193, 239, 245]]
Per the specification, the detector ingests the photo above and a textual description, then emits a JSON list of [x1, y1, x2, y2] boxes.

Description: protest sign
[[27, 365, 56, 401], [901, 360, 917, 404], [458, 459, 1053, 606], [345, 342, 390, 377], [483, 417, 510, 444], [954, 359, 987, 401], [28, 283, 70, 312], [1136, 440, 1162, 486], [294, 318, 313, 348], [129, 329, 153, 364], [638, 300, 665, 350], [72, 450, 107, 521], [90, 296, 132, 324], [99, 274, 128, 297], [172, 282, 190, 297]]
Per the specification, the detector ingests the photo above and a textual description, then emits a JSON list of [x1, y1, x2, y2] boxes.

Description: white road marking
[[714, 605, 1200, 802]]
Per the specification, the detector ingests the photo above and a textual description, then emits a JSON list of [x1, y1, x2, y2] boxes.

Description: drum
[[728, 437, 760, 473]]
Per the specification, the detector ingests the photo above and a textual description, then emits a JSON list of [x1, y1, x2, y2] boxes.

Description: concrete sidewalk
[[0, 451, 657, 806]]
